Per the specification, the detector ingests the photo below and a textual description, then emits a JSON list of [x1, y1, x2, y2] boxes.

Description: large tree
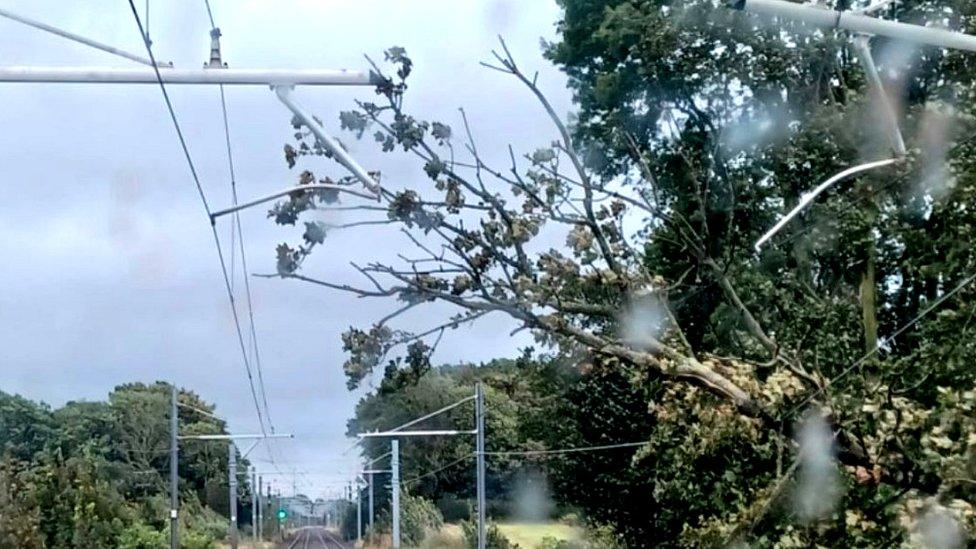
[[268, 0, 976, 544]]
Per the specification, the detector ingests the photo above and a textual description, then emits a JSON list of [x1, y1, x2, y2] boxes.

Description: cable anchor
[[205, 27, 227, 69]]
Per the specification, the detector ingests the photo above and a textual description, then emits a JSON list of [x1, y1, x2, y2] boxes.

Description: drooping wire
[[200, 2, 282, 476], [483, 440, 649, 457], [126, 0, 267, 438], [217, 82, 276, 434], [203, 3, 279, 469], [787, 269, 976, 417], [401, 454, 474, 487], [400, 440, 651, 487]]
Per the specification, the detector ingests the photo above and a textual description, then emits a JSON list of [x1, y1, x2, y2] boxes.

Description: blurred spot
[[876, 37, 921, 84], [107, 170, 176, 286], [484, 0, 514, 34], [915, 103, 957, 204], [917, 505, 964, 549], [511, 469, 554, 522], [793, 408, 841, 521], [107, 170, 145, 244], [721, 102, 791, 152], [619, 291, 667, 350]]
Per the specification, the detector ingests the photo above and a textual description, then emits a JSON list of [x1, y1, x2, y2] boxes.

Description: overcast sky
[[0, 0, 571, 499]]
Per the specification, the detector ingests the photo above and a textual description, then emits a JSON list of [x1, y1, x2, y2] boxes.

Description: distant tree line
[[0, 382, 246, 548]]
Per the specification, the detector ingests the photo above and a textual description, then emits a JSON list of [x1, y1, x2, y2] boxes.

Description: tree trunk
[[860, 188, 879, 354], [860, 245, 878, 353]]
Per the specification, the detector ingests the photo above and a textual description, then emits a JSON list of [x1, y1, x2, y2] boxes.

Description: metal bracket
[[205, 27, 227, 69], [273, 85, 382, 196], [852, 34, 906, 157]]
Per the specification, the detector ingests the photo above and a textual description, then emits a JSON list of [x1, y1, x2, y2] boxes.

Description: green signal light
[[277, 508, 287, 520]]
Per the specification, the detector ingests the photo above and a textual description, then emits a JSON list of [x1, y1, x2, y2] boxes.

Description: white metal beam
[[732, 0, 976, 52], [0, 7, 161, 67], [358, 430, 477, 438], [0, 66, 379, 86], [274, 85, 383, 193], [180, 433, 295, 440]]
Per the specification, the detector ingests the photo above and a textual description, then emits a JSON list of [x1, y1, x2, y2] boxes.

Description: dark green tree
[[267, 1, 976, 544], [0, 383, 244, 547]]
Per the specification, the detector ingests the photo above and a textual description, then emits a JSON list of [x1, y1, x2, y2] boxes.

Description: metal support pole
[[251, 469, 257, 547], [170, 385, 179, 549], [228, 442, 238, 549], [257, 476, 263, 543], [273, 85, 382, 194], [368, 472, 374, 535], [851, 35, 906, 156], [356, 482, 362, 543], [391, 440, 401, 549], [475, 382, 486, 549]]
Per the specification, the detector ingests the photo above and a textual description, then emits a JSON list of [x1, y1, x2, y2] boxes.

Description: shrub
[[461, 520, 516, 549], [117, 522, 167, 549], [437, 494, 471, 522], [401, 493, 444, 546], [181, 530, 216, 549]]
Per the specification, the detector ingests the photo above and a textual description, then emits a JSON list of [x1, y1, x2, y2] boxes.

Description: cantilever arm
[[754, 158, 901, 251], [210, 183, 380, 221], [852, 35, 906, 157], [274, 85, 382, 196], [755, 34, 909, 251]]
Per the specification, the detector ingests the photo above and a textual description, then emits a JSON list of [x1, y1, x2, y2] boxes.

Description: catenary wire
[[211, 20, 276, 434], [483, 440, 649, 456], [788, 269, 976, 416], [200, 1, 284, 475], [401, 440, 651, 486], [126, 0, 267, 439]]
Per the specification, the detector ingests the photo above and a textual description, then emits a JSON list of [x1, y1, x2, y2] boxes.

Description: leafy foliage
[[269, 0, 976, 544], [0, 383, 247, 548]]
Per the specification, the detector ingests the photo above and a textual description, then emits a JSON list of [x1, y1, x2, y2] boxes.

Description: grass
[[495, 522, 582, 548], [417, 521, 581, 549], [418, 523, 465, 548]]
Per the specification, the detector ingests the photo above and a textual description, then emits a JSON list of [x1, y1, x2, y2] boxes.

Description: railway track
[[281, 526, 349, 549]]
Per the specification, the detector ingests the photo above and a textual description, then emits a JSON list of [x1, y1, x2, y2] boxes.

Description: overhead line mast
[[0, 4, 385, 498]]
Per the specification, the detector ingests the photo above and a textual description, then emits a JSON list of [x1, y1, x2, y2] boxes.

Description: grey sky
[[0, 0, 571, 499]]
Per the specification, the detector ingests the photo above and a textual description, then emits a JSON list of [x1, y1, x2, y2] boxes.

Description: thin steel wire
[[127, 0, 266, 437], [483, 440, 648, 456], [216, 82, 275, 434], [788, 269, 976, 416]]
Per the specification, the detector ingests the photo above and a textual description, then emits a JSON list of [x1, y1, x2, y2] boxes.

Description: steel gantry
[[726, 0, 976, 250], [171, 385, 293, 549], [357, 382, 487, 549]]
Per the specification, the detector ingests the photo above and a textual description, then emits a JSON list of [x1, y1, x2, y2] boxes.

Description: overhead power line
[[0, 6, 159, 67], [212, 27, 275, 435], [203, 0, 216, 30], [789, 269, 976, 416], [401, 440, 651, 486], [200, 0, 283, 476], [402, 454, 474, 487], [126, 0, 267, 439], [483, 440, 649, 457]]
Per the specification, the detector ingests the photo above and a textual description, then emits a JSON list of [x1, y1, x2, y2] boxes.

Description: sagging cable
[[754, 158, 900, 251], [755, 35, 907, 251]]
